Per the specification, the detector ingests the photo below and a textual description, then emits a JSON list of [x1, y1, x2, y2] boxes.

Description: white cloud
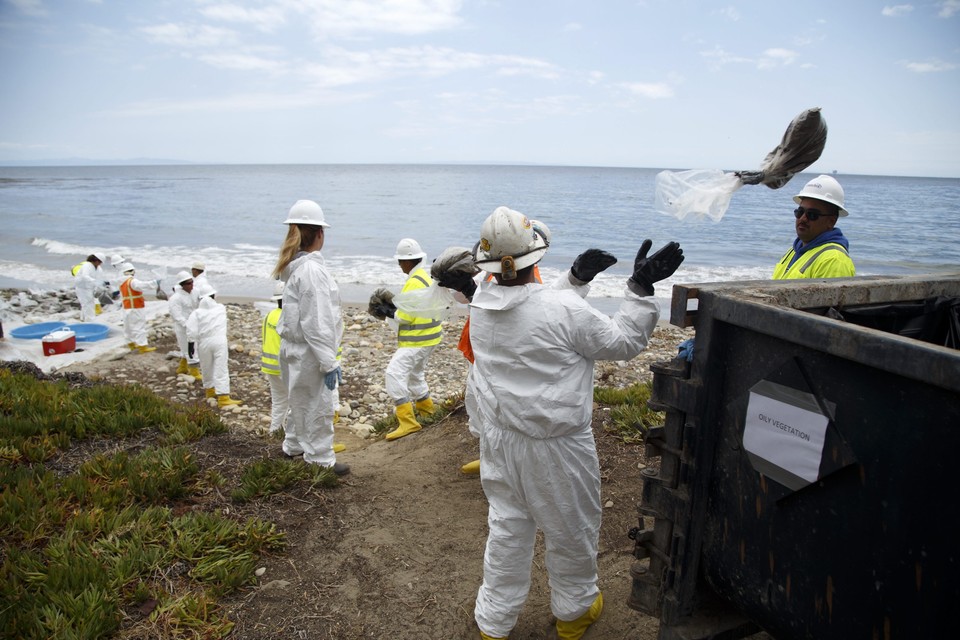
[[8, 0, 47, 17], [617, 82, 674, 99], [101, 90, 366, 117], [902, 58, 958, 72], [562, 22, 582, 32], [700, 46, 753, 69], [939, 0, 960, 17], [197, 52, 289, 74], [881, 5, 914, 17], [714, 6, 741, 21], [140, 23, 240, 48], [298, 0, 464, 38], [198, 3, 287, 33], [757, 48, 798, 69]]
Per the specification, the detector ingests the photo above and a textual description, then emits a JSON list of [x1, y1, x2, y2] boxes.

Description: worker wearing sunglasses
[[773, 175, 856, 280]]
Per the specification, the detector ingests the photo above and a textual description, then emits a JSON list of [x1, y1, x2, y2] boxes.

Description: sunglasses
[[794, 206, 837, 222]]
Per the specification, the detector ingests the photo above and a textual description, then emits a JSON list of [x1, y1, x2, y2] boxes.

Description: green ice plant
[[594, 380, 665, 443], [0, 370, 287, 639]]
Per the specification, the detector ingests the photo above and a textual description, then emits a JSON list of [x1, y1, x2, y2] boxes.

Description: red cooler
[[42, 329, 76, 356]]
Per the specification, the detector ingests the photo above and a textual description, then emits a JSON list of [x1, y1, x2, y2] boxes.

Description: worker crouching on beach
[[186, 283, 241, 408]]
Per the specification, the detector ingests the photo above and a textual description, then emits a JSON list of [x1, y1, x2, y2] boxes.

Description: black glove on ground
[[628, 239, 684, 296], [437, 271, 478, 300], [569, 249, 617, 284]]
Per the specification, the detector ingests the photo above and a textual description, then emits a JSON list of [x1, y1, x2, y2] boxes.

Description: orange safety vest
[[457, 265, 542, 364], [119, 277, 145, 309]]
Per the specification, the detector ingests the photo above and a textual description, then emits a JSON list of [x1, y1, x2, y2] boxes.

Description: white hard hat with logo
[[474, 206, 549, 278], [284, 199, 330, 227], [394, 238, 426, 261], [794, 175, 848, 217], [271, 281, 285, 300]]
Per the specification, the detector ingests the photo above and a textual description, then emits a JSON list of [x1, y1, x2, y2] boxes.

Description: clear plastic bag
[[653, 169, 743, 222]]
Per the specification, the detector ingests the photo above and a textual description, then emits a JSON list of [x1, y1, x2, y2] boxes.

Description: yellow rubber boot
[[479, 632, 506, 640], [188, 366, 202, 380], [95, 303, 102, 315], [385, 403, 421, 441], [176, 358, 189, 374], [415, 396, 436, 416], [333, 410, 340, 424], [217, 395, 242, 408], [556, 593, 603, 640], [460, 459, 480, 475], [137, 345, 156, 353], [333, 443, 346, 453], [127, 342, 137, 350], [205, 387, 217, 399]]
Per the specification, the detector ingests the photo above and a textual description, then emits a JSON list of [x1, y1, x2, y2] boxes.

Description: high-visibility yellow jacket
[[773, 243, 855, 280], [261, 307, 282, 375], [396, 266, 442, 348], [71, 262, 85, 276]]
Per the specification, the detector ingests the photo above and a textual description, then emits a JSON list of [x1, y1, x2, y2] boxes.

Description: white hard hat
[[284, 199, 330, 227], [394, 238, 426, 261], [194, 282, 216, 299], [91, 252, 107, 264], [474, 206, 549, 277], [111, 254, 125, 267], [794, 174, 848, 217], [271, 280, 285, 300], [530, 219, 551, 247], [176, 270, 193, 285], [121, 262, 135, 274]]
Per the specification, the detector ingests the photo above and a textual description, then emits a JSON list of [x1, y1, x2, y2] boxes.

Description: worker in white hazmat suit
[[169, 271, 202, 378], [442, 206, 684, 640], [118, 263, 159, 353], [186, 283, 241, 408], [73, 253, 106, 321], [272, 199, 349, 476]]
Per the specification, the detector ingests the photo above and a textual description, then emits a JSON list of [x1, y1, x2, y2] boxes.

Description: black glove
[[437, 271, 478, 300], [188, 342, 195, 359], [375, 302, 396, 319], [628, 239, 684, 296], [569, 249, 617, 284]]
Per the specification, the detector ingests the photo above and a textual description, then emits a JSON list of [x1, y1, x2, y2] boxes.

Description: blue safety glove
[[324, 366, 342, 391], [569, 249, 617, 284], [677, 338, 695, 362], [627, 239, 684, 296]]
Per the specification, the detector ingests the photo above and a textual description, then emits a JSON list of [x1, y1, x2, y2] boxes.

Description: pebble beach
[[1, 287, 695, 441]]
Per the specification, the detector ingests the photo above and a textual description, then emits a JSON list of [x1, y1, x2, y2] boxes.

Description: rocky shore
[[1, 287, 694, 441]]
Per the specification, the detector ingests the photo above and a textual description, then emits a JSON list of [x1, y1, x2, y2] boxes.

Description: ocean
[[1, 164, 958, 314]]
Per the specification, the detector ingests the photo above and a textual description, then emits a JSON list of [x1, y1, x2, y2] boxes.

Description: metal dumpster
[[629, 274, 960, 640]]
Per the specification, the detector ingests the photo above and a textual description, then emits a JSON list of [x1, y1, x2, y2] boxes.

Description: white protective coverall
[[74, 261, 103, 321], [277, 251, 344, 466], [186, 296, 231, 395], [467, 280, 659, 638], [384, 264, 442, 405], [168, 288, 199, 365], [120, 274, 157, 347]]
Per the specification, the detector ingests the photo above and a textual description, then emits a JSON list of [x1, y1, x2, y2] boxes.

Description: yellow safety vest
[[772, 243, 855, 280], [261, 308, 282, 375], [71, 262, 85, 276], [396, 267, 442, 348], [119, 277, 145, 309]]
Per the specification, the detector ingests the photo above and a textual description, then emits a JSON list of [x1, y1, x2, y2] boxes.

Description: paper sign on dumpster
[[743, 380, 831, 491]]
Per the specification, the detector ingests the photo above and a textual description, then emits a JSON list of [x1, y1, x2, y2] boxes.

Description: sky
[[1, 0, 958, 177]]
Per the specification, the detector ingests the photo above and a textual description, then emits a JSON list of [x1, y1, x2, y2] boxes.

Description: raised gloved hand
[[569, 249, 617, 285], [324, 366, 343, 391], [436, 271, 478, 299], [628, 239, 684, 296]]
